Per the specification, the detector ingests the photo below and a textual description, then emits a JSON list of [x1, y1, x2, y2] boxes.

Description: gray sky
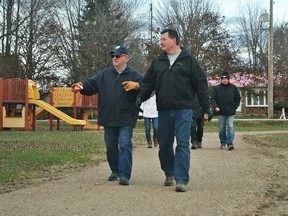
[[149, 0, 287, 22], [216, 0, 287, 22]]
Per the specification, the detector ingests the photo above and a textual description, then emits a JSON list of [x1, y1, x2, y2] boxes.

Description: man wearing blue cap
[[72, 45, 142, 186]]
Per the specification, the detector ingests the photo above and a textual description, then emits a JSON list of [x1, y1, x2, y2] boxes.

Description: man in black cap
[[211, 71, 241, 150], [72, 45, 142, 185]]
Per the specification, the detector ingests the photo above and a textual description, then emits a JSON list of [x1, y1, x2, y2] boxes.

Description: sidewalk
[[0, 132, 267, 216]]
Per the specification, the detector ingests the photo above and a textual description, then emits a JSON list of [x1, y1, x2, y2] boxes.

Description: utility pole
[[150, 3, 153, 45], [267, 0, 274, 119]]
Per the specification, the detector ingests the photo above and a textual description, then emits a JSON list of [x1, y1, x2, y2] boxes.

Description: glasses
[[110, 54, 125, 59]]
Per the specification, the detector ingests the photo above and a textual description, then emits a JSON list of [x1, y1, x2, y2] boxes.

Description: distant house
[[208, 73, 268, 115]]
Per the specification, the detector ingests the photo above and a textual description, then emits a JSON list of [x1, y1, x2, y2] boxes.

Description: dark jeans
[[104, 126, 133, 180], [190, 117, 204, 144], [158, 109, 192, 184], [144, 117, 158, 142]]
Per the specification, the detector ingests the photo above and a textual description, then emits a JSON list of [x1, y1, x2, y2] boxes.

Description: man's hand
[[203, 108, 213, 121], [122, 81, 139, 91], [71, 82, 83, 92], [135, 97, 143, 112]]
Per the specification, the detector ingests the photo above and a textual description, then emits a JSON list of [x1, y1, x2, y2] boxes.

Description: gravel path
[[0, 132, 269, 216]]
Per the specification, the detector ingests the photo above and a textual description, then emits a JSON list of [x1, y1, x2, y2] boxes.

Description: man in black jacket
[[72, 45, 142, 186], [136, 29, 212, 192], [211, 71, 241, 150]]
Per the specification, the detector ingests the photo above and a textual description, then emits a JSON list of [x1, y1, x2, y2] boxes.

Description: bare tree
[[19, 0, 61, 79], [152, 0, 237, 75], [0, 0, 23, 78], [234, 1, 267, 72], [273, 21, 288, 103], [77, 0, 145, 80], [274, 22, 288, 76], [53, 0, 83, 84], [0, 0, 64, 88], [234, 1, 288, 107]]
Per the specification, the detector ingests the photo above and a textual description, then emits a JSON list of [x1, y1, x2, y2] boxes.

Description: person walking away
[[211, 71, 241, 150], [72, 45, 142, 186], [141, 92, 158, 148], [191, 96, 204, 149], [136, 29, 213, 192]]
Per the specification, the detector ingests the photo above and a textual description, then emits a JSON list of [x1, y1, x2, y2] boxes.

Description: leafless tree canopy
[[153, 0, 238, 75], [234, 1, 268, 72], [0, 0, 287, 101]]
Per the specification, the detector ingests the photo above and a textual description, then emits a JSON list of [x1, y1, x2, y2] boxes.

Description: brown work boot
[[164, 176, 175, 186], [147, 141, 152, 148], [175, 182, 187, 192], [153, 138, 158, 147]]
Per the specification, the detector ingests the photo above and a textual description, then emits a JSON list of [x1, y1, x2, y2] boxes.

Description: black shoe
[[228, 145, 234, 150], [197, 142, 202, 148], [108, 172, 119, 181], [119, 176, 129, 185], [191, 145, 197, 149], [191, 143, 197, 150]]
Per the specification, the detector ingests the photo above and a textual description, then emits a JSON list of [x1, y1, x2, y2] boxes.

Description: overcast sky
[[215, 0, 287, 22], [149, 0, 287, 23]]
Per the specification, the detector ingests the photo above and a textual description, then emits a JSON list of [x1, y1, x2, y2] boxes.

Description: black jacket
[[80, 66, 143, 127], [138, 49, 211, 112], [192, 96, 203, 119], [211, 82, 241, 116]]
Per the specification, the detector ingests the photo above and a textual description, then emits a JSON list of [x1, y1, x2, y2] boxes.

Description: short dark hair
[[161, 29, 179, 45]]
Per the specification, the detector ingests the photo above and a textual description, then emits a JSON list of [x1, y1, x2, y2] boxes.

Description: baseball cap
[[109, 45, 128, 55]]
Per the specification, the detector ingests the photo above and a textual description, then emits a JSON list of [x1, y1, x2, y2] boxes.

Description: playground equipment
[[47, 85, 99, 130], [0, 78, 99, 131]]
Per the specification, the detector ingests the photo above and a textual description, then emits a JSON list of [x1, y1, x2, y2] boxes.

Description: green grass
[[1, 119, 288, 194], [0, 130, 106, 187], [195, 119, 288, 132], [243, 133, 288, 213]]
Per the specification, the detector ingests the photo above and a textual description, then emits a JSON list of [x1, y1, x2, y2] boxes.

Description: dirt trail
[[0, 132, 272, 216]]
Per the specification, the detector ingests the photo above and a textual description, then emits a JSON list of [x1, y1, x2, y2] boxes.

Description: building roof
[[208, 72, 268, 87]]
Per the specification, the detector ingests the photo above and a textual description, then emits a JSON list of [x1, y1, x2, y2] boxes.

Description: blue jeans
[[104, 126, 133, 180], [144, 117, 158, 141], [218, 115, 235, 145], [158, 109, 192, 184]]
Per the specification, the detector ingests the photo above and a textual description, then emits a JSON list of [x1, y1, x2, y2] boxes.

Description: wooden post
[[0, 79, 3, 131], [49, 85, 53, 131]]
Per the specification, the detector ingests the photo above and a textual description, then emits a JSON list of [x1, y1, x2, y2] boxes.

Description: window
[[246, 89, 268, 107]]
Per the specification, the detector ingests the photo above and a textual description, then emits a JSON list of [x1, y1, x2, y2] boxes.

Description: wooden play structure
[[48, 85, 99, 130], [0, 78, 99, 131]]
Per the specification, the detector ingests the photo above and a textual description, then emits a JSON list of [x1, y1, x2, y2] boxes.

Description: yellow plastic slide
[[29, 99, 86, 126], [35, 107, 45, 120]]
